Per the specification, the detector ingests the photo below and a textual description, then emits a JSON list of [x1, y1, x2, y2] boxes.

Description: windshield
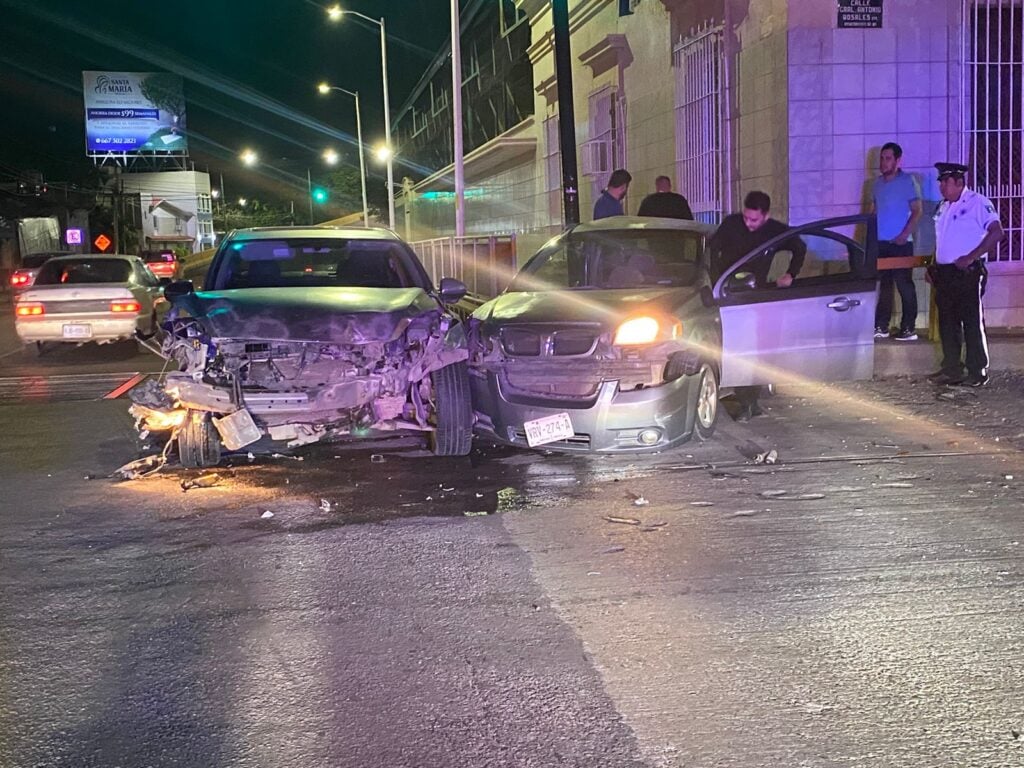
[[213, 238, 419, 290], [509, 229, 704, 291], [35, 258, 132, 285]]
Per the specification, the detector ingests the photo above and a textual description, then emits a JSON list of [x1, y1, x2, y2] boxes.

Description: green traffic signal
[[312, 187, 329, 204]]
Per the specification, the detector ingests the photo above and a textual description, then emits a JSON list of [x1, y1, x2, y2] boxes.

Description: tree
[[327, 166, 388, 218], [139, 74, 186, 126]]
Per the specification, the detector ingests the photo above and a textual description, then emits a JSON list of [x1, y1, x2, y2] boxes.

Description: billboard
[[83, 71, 188, 155]]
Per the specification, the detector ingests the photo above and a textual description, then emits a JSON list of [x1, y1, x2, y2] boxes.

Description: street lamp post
[[307, 168, 314, 224], [318, 83, 370, 227], [327, 6, 395, 230]]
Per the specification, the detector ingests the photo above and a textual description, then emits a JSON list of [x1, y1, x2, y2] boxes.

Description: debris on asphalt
[[604, 515, 641, 526], [601, 545, 626, 554], [440, 485, 455, 492], [879, 482, 914, 488], [766, 493, 826, 501], [261, 510, 275, 519], [247, 452, 256, 462], [270, 453, 304, 461], [731, 509, 761, 517], [638, 521, 668, 531], [319, 498, 334, 513], [633, 495, 650, 506], [370, 454, 385, 463], [180, 472, 222, 492], [1005, 474, 1014, 480], [690, 501, 715, 507], [463, 510, 488, 517], [755, 449, 779, 465], [112, 454, 165, 481], [759, 490, 790, 498]]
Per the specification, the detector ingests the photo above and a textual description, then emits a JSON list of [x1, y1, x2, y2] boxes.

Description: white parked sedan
[[14, 254, 165, 353]]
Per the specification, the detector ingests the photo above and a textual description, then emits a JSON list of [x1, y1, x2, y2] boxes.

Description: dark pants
[[875, 241, 917, 332], [931, 262, 989, 376]]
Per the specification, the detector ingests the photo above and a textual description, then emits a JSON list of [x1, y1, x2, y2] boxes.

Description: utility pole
[[552, 0, 580, 226], [451, 0, 465, 236]]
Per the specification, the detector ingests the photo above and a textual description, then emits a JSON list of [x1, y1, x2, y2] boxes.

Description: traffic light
[[311, 187, 329, 204]]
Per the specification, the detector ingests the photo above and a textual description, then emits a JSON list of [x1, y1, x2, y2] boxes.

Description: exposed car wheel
[[693, 363, 719, 441], [430, 362, 473, 456], [178, 410, 222, 468]]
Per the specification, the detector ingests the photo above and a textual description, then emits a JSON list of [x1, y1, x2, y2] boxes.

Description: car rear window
[[512, 230, 704, 291], [143, 252, 176, 264], [215, 238, 416, 290], [22, 253, 64, 269], [34, 259, 132, 285]]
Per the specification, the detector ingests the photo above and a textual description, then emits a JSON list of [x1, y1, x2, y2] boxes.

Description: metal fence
[[410, 234, 517, 300]]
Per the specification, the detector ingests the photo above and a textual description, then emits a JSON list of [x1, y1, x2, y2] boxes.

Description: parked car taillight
[[15, 302, 45, 316], [10, 272, 30, 287]]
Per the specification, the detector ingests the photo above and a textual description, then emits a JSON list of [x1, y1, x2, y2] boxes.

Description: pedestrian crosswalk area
[[0, 372, 148, 404]]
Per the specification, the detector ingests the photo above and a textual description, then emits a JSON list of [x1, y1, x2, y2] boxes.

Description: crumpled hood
[[473, 287, 694, 332], [174, 286, 440, 343]]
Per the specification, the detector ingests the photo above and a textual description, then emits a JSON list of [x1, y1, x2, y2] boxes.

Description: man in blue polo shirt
[[593, 169, 632, 220], [872, 142, 923, 340]]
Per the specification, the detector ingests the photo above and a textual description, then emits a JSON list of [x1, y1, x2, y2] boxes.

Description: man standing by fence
[[872, 142, 923, 341]]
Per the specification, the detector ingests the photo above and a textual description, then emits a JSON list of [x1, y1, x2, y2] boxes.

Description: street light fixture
[[374, 145, 392, 163], [239, 149, 258, 166], [326, 6, 395, 229], [323, 148, 340, 166], [318, 82, 369, 227], [238, 197, 247, 207]]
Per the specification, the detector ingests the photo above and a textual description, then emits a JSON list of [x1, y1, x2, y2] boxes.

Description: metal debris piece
[[112, 454, 166, 481], [880, 482, 914, 488], [247, 452, 256, 462], [633, 495, 650, 506], [690, 501, 715, 507], [270, 453, 304, 461], [1006, 474, 1015, 480], [319, 498, 334, 513], [769, 493, 826, 501], [753, 449, 779, 465], [463, 510, 488, 517], [370, 454, 385, 463], [759, 490, 790, 498], [731, 509, 761, 517], [261, 510, 275, 519], [180, 472, 222, 492], [440, 486, 455, 492], [604, 515, 641, 526]]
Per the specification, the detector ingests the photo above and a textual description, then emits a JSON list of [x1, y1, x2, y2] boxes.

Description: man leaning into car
[[707, 190, 807, 421]]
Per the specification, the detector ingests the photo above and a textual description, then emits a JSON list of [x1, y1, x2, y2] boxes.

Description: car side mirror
[[164, 280, 195, 300], [726, 271, 757, 293], [438, 277, 468, 305]]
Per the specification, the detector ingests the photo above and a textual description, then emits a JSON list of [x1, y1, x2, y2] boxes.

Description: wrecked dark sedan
[[465, 215, 878, 453], [133, 227, 472, 467]]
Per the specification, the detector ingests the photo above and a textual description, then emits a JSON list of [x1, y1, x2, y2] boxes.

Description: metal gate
[[962, 0, 1023, 263], [673, 24, 724, 224]]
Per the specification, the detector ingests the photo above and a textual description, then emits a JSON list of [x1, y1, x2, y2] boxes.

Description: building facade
[[119, 170, 215, 254], [397, 0, 1023, 323]]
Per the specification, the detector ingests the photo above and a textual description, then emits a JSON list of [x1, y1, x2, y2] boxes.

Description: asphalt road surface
[[1, 302, 1022, 767]]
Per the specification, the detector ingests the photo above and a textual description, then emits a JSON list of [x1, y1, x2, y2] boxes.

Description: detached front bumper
[[469, 366, 699, 453]]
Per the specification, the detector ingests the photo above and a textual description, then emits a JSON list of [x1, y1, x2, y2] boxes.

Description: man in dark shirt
[[638, 175, 694, 220], [707, 190, 806, 421], [593, 168, 632, 220]]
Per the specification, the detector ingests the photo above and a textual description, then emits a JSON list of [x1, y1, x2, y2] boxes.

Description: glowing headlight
[[614, 316, 660, 345]]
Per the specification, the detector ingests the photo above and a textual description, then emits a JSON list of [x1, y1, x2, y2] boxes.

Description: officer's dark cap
[[935, 162, 968, 181]]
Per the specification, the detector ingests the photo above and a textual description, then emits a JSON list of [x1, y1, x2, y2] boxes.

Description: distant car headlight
[[613, 316, 680, 346]]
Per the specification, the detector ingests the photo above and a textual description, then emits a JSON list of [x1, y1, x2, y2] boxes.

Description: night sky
[[0, 0, 451, 202]]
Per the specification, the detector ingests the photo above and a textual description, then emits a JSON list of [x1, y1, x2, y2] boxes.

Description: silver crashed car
[[132, 226, 473, 467], [464, 215, 879, 453]]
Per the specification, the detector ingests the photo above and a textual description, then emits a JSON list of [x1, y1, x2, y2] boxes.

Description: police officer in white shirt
[[927, 162, 1004, 387]]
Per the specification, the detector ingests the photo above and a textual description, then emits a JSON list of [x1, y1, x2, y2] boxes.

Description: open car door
[[712, 215, 878, 388]]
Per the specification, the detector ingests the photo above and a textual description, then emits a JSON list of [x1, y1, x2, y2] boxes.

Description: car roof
[[571, 215, 716, 236], [227, 226, 403, 242], [43, 253, 138, 262]]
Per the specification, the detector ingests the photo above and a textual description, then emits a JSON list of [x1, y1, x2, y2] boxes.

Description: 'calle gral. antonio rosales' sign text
[[838, 0, 883, 28]]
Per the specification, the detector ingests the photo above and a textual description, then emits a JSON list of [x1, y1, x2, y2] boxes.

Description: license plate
[[523, 412, 574, 447], [62, 324, 92, 339]]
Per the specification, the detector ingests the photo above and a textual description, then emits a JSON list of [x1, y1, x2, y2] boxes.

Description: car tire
[[692, 362, 719, 441], [178, 410, 222, 468], [430, 362, 473, 456]]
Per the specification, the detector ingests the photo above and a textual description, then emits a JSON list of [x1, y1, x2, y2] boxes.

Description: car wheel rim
[[697, 366, 717, 428]]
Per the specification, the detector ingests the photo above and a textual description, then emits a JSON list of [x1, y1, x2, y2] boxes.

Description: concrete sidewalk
[[873, 330, 1024, 377]]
